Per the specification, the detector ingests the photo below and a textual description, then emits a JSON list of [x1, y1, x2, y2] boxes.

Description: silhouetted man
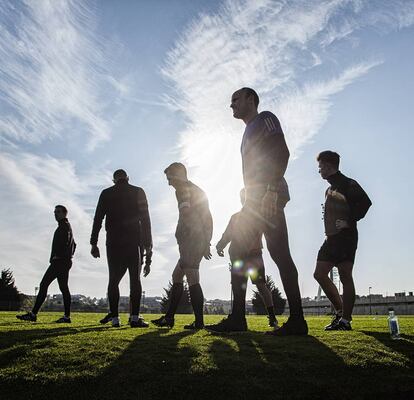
[[314, 151, 371, 330], [17, 205, 76, 323], [90, 169, 152, 328], [207, 88, 307, 335], [215, 189, 278, 330], [152, 163, 212, 330]]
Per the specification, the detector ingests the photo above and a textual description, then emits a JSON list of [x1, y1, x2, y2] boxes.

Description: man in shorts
[[314, 151, 372, 330], [213, 189, 278, 331], [152, 163, 213, 330], [208, 87, 307, 335]]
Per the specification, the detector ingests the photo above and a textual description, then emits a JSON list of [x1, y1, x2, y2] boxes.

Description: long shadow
[[0, 325, 108, 350], [360, 330, 414, 363]]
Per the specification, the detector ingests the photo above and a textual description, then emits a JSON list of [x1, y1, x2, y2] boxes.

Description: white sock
[[112, 316, 120, 326], [130, 315, 139, 323]]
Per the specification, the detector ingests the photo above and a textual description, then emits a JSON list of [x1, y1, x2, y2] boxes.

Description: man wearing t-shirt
[[207, 88, 307, 335], [152, 163, 213, 330]]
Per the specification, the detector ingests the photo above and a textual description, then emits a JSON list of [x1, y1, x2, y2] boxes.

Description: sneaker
[[326, 319, 352, 331], [130, 317, 149, 328], [266, 316, 308, 336], [100, 313, 113, 324], [151, 315, 174, 328], [205, 315, 247, 333], [184, 321, 204, 330], [56, 316, 71, 323], [324, 314, 341, 331], [268, 315, 279, 328], [111, 317, 120, 328], [16, 312, 37, 322]]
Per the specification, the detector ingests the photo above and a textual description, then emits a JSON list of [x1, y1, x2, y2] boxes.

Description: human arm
[[90, 192, 105, 258], [216, 216, 234, 256], [346, 180, 372, 222]]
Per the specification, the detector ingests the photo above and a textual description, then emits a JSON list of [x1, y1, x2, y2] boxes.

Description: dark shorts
[[231, 252, 266, 284], [317, 229, 358, 265]]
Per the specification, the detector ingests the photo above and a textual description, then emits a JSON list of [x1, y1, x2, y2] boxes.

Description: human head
[[164, 162, 188, 188], [113, 169, 129, 184], [230, 87, 259, 121], [54, 205, 68, 221], [317, 151, 340, 180]]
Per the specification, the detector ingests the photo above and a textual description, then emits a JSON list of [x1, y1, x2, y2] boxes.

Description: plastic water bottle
[[388, 309, 400, 340]]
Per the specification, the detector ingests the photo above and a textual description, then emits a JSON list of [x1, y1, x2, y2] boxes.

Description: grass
[[0, 312, 413, 400]]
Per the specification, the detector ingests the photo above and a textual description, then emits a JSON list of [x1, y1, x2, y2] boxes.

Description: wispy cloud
[[0, 0, 121, 149], [0, 150, 112, 294], [157, 0, 414, 298], [161, 0, 414, 234]]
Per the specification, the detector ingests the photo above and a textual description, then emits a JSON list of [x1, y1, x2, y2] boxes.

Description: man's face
[[54, 207, 66, 222], [230, 90, 250, 120], [318, 160, 337, 180], [166, 173, 183, 189]]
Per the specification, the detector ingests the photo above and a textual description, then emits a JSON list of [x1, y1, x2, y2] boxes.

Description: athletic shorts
[[231, 252, 265, 284], [317, 229, 358, 265], [177, 240, 206, 269]]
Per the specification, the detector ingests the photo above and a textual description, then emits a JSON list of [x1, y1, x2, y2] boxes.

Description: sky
[[1, 0, 414, 301]]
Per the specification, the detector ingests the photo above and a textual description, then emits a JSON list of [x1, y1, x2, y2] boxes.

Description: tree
[[160, 281, 192, 314], [251, 275, 286, 315], [0, 268, 26, 311]]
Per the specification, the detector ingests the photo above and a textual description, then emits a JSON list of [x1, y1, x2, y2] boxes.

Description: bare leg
[[337, 262, 355, 321], [313, 261, 343, 313]]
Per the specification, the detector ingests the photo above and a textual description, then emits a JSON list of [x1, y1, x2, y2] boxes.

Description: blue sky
[[1, 0, 413, 301]]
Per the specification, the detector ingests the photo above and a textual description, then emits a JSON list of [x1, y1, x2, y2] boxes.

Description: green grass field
[[0, 312, 413, 400]]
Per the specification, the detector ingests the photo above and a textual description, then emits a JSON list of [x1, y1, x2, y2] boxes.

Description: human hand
[[204, 245, 212, 260], [335, 219, 349, 230], [91, 245, 100, 258], [261, 191, 278, 219], [216, 242, 225, 257], [143, 263, 151, 277]]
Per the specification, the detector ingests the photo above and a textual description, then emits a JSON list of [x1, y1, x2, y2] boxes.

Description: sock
[[165, 283, 183, 319], [130, 315, 139, 323], [189, 283, 204, 325], [267, 306, 276, 319]]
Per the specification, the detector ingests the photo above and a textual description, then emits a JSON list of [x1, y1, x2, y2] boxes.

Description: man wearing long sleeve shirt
[[90, 169, 152, 328], [17, 205, 76, 323], [314, 151, 372, 331], [207, 87, 307, 335]]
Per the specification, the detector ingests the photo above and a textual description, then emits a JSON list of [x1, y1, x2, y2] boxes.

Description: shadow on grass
[[360, 330, 414, 362], [2, 325, 414, 400], [0, 325, 107, 350]]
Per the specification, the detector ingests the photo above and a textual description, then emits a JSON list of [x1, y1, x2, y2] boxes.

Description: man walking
[[314, 151, 371, 330], [207, 87, 307, 335], [152, 162, 212, 330], [17, 205, 76, 323], [90, 169, 152, 328]]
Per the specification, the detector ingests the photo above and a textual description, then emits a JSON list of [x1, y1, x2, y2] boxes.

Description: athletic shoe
[[111, 317, 121, 328], [205, 315, 247, 333], [16, 312, 36, 322], [151, 315, 174, 328], [56, 316, 71, 323], [130, 317, 149, 328], [326, 319, 352, 331], [100, 313, 113, 324], [184, 321, 204, 330], [266, 316, 308, 336], [324, 314, 341, 331], [268, 315, 279, 328]]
